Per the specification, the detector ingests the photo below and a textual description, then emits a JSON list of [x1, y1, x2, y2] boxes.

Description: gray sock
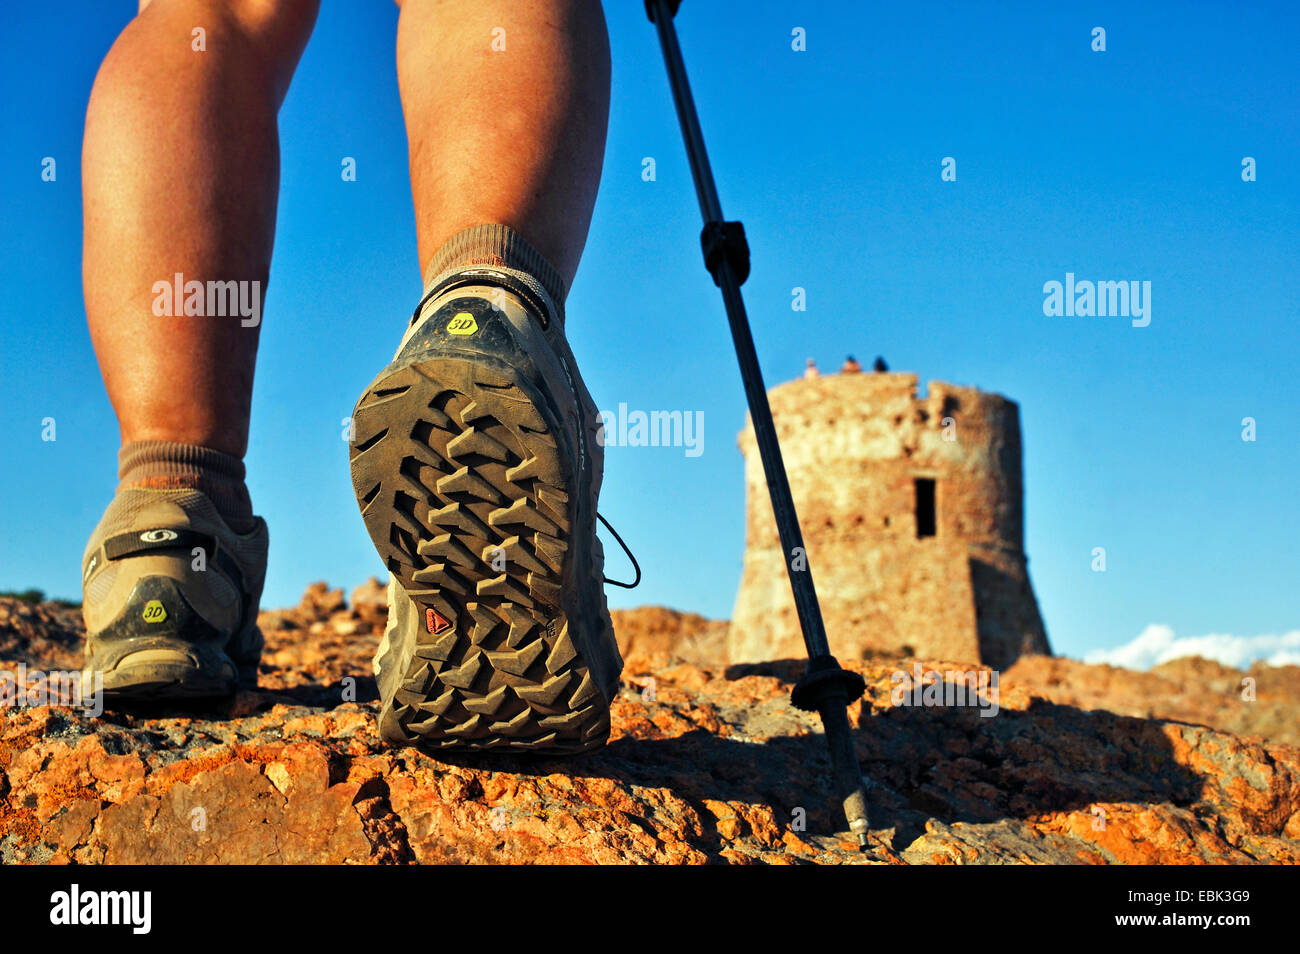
[[118, 440, 256, 534], [421, 223, 568, 326]]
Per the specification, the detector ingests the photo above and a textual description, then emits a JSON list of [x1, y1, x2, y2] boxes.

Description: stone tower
[[728, 371, 1050, 668]]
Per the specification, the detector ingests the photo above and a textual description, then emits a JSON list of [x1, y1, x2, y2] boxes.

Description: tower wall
[[727, 372, 1050, 666]]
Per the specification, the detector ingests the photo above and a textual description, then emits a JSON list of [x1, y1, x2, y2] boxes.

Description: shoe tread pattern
[[351, 357, 611, 754]]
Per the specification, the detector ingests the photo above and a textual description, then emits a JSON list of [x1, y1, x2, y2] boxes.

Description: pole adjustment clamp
[[700, 220, 750, 287], [644, 0, 682, 23]]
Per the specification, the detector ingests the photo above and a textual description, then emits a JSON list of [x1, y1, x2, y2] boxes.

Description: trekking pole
[[645, 0, 870, 848]]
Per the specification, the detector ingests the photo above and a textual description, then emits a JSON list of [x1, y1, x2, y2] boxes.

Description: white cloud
[[1083, 624, 1300, 671]]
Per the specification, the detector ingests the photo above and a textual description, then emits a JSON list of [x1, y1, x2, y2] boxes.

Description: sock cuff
[[118, 440, 246, 482], [421, 223, 567, 325], [118, 440, 255, 533]]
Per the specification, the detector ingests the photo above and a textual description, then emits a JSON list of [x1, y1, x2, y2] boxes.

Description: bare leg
[[82, 0, 318, 457], [395, 0, 610, 290]]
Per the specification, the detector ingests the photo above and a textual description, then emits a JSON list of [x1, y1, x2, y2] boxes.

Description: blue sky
[[1, 1, 1296, 664]]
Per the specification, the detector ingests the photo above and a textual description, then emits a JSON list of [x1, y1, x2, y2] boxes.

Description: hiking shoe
[[350, 266, 623, 754], [81, 488, 268, 697]]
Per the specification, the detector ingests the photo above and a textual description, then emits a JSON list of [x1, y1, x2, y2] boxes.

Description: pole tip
[[846, 798, 870, 852]]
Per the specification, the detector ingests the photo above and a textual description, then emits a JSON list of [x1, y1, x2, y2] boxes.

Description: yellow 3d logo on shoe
[[447, 312, 478, 336], [141, 600, 167, 624]]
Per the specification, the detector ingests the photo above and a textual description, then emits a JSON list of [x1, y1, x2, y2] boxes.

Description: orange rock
[[1, 592, 1298, 865]]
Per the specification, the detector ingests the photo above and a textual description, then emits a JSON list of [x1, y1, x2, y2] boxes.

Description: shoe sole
[[350, 353, 614, 754], [94, 648, 239, 699]]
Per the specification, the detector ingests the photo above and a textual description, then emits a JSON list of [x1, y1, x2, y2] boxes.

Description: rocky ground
[[0, 583, 1296, 864]]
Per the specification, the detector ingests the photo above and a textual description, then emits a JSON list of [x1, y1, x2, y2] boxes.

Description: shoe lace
[[596, 512, 641, 589]]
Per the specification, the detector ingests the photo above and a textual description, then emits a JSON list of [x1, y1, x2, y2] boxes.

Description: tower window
[[915, 478, 936, 538]]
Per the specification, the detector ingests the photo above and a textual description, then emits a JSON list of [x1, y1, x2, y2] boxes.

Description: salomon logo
[[139, 529, 179, 543]]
